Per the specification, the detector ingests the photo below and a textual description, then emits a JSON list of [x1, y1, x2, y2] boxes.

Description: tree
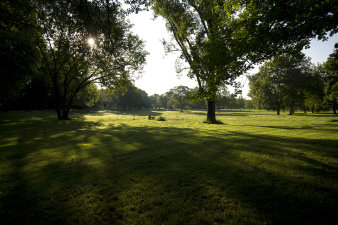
[[245, 100, 255, 110], [323, 44, 338, 114], [167, 86, 190, 112], [36, 0, 147, 119], [249, 54, 312, 115], [73, 83, 99, 108], [151, 0, 337, 123], [118, 86, 150, 109], [159, 94, 169, 109], [188, 87, 206, 109], [149, 94, 160, 109], [249, 66, 284, 115], [0, 0, 42, 109], [96, 89, 118, 109], [301, 65, 326, 113], [216, 86, 230, 112], [236, 97, 246, 110], [282, 56, 312, 115]]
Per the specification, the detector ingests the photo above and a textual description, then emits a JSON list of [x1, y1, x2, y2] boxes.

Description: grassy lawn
[[0, 109, 337, 225]]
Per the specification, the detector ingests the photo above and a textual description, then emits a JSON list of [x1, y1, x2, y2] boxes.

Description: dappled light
[[1, 0, 337, 224], [0, 110, 337, 224]]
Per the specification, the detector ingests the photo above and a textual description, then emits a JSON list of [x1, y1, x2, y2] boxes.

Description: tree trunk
[[277, 104, 280, 115], [304, 106, 307, 114], [56, 108, 62, 120], [312, 106, 314, 114], [55, 92, 62, 120], [289, 96, 295, 115], [333, 101, 337, 114], [62, 108, 70, 120], [289, 103, 295, 115], [207, 100, 216, 123]]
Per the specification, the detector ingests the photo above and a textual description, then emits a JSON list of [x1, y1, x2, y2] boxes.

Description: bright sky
[[128, 10, 338, 98]]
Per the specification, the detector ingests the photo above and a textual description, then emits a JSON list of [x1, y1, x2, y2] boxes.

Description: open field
[[0, 109, 337, 225]]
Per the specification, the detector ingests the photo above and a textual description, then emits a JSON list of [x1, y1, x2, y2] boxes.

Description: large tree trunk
[[289, 96, 295, 115], [289, 102, 294, 115], [333, 101, 337, 114], [56, 108, 62, 120], [207, 100, 216, 123], [63, 108, 70, 120], [54, 89, 62, 120], [61, 106, 70, 120]]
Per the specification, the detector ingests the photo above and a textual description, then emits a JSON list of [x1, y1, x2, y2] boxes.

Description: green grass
[[0, 109, 337, 225]]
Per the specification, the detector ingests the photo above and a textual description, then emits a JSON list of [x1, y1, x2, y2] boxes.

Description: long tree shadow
[[235, 123, 338, 132], [293, 113, 337, 118], [188, 111, 252, 117], [0, 116, 337, 224]]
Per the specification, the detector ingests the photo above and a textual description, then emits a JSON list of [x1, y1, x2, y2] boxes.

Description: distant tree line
[[78, 85, 252, 111], [249, 46, 337, 115]]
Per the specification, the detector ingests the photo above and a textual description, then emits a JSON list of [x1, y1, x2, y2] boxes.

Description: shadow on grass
[[60, 109, 163, 118], [108, 109, 163, 117], [188, 110, 253, 117], [293, 112, 337, 118], [250, 124, 337, 131], [0, 113, 337, 224]]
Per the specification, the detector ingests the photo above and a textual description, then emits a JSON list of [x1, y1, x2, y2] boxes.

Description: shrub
[[157, 116, 166, 121]]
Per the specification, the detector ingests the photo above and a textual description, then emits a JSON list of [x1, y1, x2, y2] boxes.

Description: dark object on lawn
[[148, 115, 155, 120]]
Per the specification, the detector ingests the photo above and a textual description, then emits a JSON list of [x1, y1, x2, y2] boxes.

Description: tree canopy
[[151, 0, 337, 122], [35, 0, 147, 119], [249, 53, 313, 115], [0, 0, 41, 109]]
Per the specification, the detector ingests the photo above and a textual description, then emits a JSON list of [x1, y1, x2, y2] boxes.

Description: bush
[[157, 116, 166, 121]]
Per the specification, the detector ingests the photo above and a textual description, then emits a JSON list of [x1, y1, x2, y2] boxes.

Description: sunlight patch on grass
[[0, 137, 19, 147], [0, 109, 337, 225]]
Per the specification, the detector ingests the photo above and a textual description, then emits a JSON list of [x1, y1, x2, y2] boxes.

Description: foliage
[[167, 85, 191, 112], [96, 89, 118, 109], [245, 100, 255, 110], [93, 86, 151, 109], [156, 115, 166, 121], [149, 94, 161, 109], [0, 0, 42, 108], [151, 0, 337, 123], [301, 45, 338, 114], [216, 86, 231, 111], [73, 83, 100, 108], [35, 0, 147, 119], [303, 65, 327, 112], [249, 54, 312, 115], [323, 43, 338, 113], [159, 94, 169, 109], [118, 86, 151, 109]]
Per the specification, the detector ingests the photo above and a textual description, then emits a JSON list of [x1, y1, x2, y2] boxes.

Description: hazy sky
[[128, 10, 338, 98]]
